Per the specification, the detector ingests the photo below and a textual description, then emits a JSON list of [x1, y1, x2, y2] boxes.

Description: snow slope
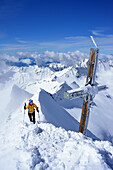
[[0, 111, 113, 170], [0, 54, 113, 169], [88, 67, 113, 141]]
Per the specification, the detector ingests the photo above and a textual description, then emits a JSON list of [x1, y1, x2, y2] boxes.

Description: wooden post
[[79, 48, 99, 134]]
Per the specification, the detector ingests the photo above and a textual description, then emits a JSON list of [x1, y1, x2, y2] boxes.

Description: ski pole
[[37, 107, 40, 123], [38, 112, 40, 122]]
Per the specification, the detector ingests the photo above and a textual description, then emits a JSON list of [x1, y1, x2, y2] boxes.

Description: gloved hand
[[24, 103, 26, 110], [37, 107, 39, 112]]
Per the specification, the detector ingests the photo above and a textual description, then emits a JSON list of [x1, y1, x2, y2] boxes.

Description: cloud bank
[[0, 50, 89, 71], [0, 49, 113, 75]]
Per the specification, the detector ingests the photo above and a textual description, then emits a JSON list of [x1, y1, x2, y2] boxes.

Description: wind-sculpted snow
[[0, 114, 113, 170], [20, 123, 113, 170]]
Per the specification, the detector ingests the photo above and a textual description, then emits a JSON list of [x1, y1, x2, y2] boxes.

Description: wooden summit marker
[[64, 37, 107, 135], [78, 47, 99, 134]]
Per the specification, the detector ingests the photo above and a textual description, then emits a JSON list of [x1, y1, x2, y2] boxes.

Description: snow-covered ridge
[[49, 63, 66, 71], [0, 51, 113, 169]]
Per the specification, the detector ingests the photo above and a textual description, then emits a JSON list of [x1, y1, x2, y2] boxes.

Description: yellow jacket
[[25, 103, 38, 113]]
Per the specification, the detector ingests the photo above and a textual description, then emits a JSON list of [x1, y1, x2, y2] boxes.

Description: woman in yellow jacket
[[24, 99, 39, 124]]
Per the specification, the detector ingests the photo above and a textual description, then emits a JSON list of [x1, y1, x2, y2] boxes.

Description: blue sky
[[0, 0, 113, 54]]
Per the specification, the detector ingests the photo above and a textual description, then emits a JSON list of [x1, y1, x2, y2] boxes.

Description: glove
[[37, 107, 39, 112], [24, 103, 26, 110]]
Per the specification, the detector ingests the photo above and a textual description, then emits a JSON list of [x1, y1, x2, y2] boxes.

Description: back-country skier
[[24, 99, 39, 124]]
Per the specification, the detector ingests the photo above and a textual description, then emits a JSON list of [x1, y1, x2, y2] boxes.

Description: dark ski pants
[[28, 111, 35, 124]]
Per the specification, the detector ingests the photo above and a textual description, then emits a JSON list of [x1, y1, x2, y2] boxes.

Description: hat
[[29, 99, 33, 103]]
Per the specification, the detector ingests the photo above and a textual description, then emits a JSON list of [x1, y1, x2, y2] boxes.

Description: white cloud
[[91, 30, 104, 36], [16, 40, 28, 44], [16, 52, 31, 57], [15, 38, 30, 44], [96, 35, 113, 45], [0, 46, 35, 51], [20, 59, 31, 65], [0, 52, 33, 67], [32, 50, 89, 66], [64, 36, 88, 40], [0, 60, 8, 73], [0, 49, 112, 69], [44, 51, 56, 58], [0, 53, 19, 62], [11, 50, 89, 67]]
